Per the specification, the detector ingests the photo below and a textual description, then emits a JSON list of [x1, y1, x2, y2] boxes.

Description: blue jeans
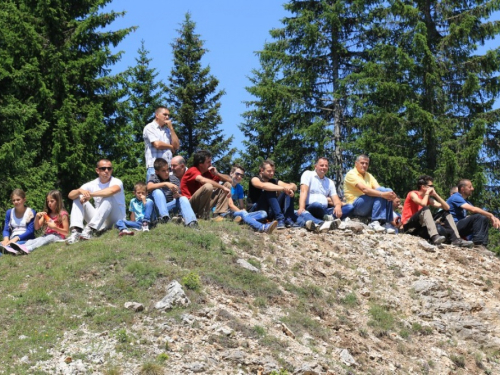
[[115, 199, 154, 231], [151, 189, 197, 225], [252, 191, 296, 222], [351, 187, 394, 223], [146, 167, 155, 182], [306, 202, 354, 220], [233, 210, 267, 231], [296, 210, 323, 227]]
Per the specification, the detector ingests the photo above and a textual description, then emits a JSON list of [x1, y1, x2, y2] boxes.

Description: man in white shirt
[[143, 106, 180, 180], [297, 157, 352, 231], [66, 159, 126, 244]]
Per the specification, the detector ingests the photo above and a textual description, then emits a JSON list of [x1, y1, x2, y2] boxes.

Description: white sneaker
[[319, 221, 333, 233], [338, 221, 347, 230], [368, 221, 385, 233], [323, 214, 334, 222], [66, 230, 81, 245], [386, 227, 396, 234], [142, 222, 149, 232], [80, 225, 94, 241], [305, 220, 318, 232]]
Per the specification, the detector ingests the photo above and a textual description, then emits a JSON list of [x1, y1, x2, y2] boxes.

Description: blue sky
[[104, 1, 500, 159], [105, 0, 289, 154]]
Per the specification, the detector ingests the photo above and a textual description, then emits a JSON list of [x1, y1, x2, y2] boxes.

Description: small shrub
[[116, 329, 129, 343], [450, 354, 465, 368], [368, 305, 394, 335], [340, 292, 358, 307], [139, 362, 163, 375], [156, 353, 169, 363], [399, 328, 410, 339], [182, 271, 201, 291], [247, 258, 261, 269]]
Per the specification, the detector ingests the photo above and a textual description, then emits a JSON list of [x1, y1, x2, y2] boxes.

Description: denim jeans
[[233, 210, 267, 231], [146, 167, 155, 183], [115, 220, 142, 232], [296, 210, 323, 227], [306, 201, 354, 220], [351, 187, 394, 223], [151, 189, 197, 225]]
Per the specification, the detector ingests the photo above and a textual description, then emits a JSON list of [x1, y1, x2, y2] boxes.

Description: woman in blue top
[[1, 189, 36, 255]]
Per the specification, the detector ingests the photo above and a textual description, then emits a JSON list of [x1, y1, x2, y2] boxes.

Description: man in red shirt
[[401, 175, 472, 247], [180, 150, 232, 220]]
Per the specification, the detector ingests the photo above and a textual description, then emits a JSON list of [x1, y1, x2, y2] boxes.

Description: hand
[[172, 191, 181, 199], [80, 189, 92, 199], [166, 119, 173, 129], [208, 166, 218, 175], [297, 208, 305, 216], [80, 195, 90, 204], [382, 191, 396, 200], [334, 205, 343, 218], [492, 216, 500, 229], [222, 186, 231, 197]]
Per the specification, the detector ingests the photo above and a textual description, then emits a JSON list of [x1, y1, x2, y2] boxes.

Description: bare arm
[[461, 203, 500, 229], [147, 181, 178, 194], [297, 184, 309, 215], [355, 181, 395, 200], [251, 177, 285, 193], [195, 175, 231, 194], [331, 194, 343, 218]]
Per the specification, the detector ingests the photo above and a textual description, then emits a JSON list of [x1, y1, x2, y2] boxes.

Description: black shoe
[[430, 235, 446, 245], [187, 221, 200, 231], [451, 238, 473, 248], [159, 216, 170, 224]]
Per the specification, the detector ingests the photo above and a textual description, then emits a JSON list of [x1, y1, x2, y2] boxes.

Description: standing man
[[447, 179, 500, 248], [343, 154, 396, 232], [143, 106, 180, 180], [248, 159, 298, 230], [298, 157, 353, 222], [66, 159, 126, 244], [180, 150, 232, 219]]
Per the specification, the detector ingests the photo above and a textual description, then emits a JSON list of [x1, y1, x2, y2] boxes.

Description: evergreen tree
[[345, 0, 500, 198], [119, 40, 168, 192], [167, 13, 235, 172], [241, 0, 374, 185], [0, 0, 134, 216]]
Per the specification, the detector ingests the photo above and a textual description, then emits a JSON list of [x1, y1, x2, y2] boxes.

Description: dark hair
[[153, 158, 169, 171], [134, 182, 147, 192], [259, 159, 275, 170], [155, 106, 168, 115], [316, 157, 329, 164], [96, 159, 112, 167], [457, 179, 471, 193], [44, 190, 65, 223], [11, 189, 26, 200], [449, 186, 458, 195], [230, 164, 245, 175], [193, 150, 212, 167], [417, 175, 433, 189]]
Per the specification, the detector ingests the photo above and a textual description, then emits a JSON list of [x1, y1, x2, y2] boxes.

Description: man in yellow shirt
[[343, 154, 396, 232]]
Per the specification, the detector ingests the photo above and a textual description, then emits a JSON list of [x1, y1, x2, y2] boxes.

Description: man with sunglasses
[[143, 106, 180, 180], [66, 159, 126, 244], [401, 175, 472, 247], [230, 165, 246, 209]]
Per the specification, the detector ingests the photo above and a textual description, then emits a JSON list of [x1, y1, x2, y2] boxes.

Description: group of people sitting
[[1, 105, 499, 255]]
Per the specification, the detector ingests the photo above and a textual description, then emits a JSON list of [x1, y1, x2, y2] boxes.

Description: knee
[[222, 182, 232, 189], [201, 183, 213, 192]]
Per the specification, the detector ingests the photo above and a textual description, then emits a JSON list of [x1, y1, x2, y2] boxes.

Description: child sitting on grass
[[116, 182, 154, 236], [1, 189, 36, 255], [10, 190, 69, 254]]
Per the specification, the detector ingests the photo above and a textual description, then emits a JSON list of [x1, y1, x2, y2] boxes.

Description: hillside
[[1, 221, 500, 374]]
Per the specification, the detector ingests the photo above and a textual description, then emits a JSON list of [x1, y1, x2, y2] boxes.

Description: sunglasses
[[235, 172, 245, 177], [427, 184, 434, 188], [98, 167, 113, 171]]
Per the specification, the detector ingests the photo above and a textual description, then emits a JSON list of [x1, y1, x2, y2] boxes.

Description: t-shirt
[[401, 191, 425, 224], [80, 177, 126, 220], [180, 167, 220, 199], [169, 172, 181, 188], [300, 170, 336, 208], [447, 192, 470, 222], [343, 168, 379, 204], [143, 120, 173, 168], [248, 176, 278, 203], [148, 173, 174, 203], [231, 184, 244, 207], [45, 210, 69, 239], [129, 198, 153, 223]]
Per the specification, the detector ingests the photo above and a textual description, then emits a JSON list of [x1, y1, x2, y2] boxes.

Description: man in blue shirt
[[447, 179, 500, 248]]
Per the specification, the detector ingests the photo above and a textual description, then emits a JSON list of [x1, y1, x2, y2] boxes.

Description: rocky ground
[[30, 224, 500, 374]]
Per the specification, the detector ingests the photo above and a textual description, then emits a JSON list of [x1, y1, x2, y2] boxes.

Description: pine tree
[[241, 0, 374, 185], [119, 40, 168, 191], [167, 13, 235, 172], [0, 0, 134, 214], [345, 0, 500, 197]]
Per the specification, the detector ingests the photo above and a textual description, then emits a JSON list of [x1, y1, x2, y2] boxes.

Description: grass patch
[[367, 304, 395, 336], [340, 292, 358, 307], [0, 221, 279, 373]]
